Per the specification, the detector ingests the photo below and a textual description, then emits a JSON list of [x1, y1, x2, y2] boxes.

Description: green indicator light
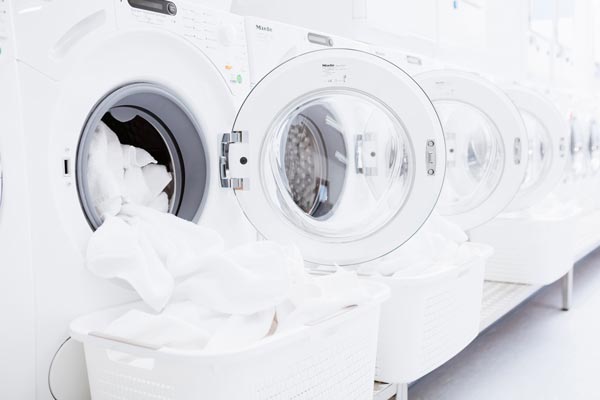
[[236, 74, 242, 84]]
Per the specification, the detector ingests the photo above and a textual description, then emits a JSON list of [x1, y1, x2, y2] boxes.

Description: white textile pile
[[357, 213, 478, 277], [85, 122, 372, 352]]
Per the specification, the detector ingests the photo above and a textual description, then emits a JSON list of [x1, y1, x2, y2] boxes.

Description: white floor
[[408, 248, 600, 400]]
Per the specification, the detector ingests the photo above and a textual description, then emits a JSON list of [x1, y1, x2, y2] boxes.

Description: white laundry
[[86, 123, 375, 353], [172, 241, 292, 315], [122, 165, 155, 205], [87, 205, 224, 311], [104, 309, 212, 350], [203, 308, 276, 352], [276, 269, 371, 332], [87, 216, 175, 311], [357, 213, 469, 277], [99, 240, 373, 351], [87, 123, 124, 219], [142, 163, 173, 200], [121, 144, 157, 169], [147, 191, 170, 213], [86, 121, 174, 218]]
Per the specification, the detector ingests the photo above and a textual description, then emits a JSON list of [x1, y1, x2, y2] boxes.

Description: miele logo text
[[255, 24, 272, 32]]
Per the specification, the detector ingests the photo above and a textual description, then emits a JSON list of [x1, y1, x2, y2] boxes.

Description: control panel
[[116, 0, 249, 97]]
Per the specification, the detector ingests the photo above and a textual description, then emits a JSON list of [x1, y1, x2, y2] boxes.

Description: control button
[[236, 74, 243, 84], [167, 2, 177, 15]]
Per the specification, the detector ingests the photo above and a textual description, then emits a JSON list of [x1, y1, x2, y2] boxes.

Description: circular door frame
[[232, 49, 446, 266], [49, 29, 237, 252], [504, 86, 569, 212], [416, 69, 529, 230]]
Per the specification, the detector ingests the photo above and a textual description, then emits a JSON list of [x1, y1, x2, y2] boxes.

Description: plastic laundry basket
[[369, 242, 490, 384], [70, 282, 389, 400], [470, 216, 575, 284]]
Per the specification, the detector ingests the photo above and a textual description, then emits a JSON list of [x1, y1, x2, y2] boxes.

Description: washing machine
[[10, 1, 254, 398], [0, 0, 36, 397], [571, 98, 600, 257], [469, 86, 576, 285], [370, 46, 529, 232], [11, 1, 449, 398]]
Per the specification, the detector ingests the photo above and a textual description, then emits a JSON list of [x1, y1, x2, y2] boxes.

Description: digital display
[[128, 0, 176, 15], [132, 0, 163, 10]]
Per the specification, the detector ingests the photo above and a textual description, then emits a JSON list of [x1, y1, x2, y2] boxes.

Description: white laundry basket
[[70, 282, 389, 400], [470, 216, 575, 284], [369, 242, 489, 384]]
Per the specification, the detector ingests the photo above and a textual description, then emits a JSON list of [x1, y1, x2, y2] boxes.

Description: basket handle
[[89, 331, 162, 351]]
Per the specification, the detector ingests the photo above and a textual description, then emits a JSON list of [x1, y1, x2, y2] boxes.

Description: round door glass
[[435, 100, 505, 215], [261, 89, 413, 243], [520, 110, 552, 193], [589, 119, 600, 174]]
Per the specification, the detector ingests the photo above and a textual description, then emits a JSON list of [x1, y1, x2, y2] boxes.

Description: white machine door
[[417, 70, 528, 230], [222, 49, 446, 266], [504, 87, 569, 212]]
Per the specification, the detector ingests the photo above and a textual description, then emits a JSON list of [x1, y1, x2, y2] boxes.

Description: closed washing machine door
[[223, 49, 446, 266], [416, 70, 529, 230], [504, 87, 569, 212]]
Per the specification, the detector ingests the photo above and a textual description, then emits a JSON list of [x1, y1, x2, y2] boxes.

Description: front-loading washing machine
[[10, 1, 255, 398], [11, 2, 450, 398], [371, 46, 529, 232], [469, 86, 576, 285]]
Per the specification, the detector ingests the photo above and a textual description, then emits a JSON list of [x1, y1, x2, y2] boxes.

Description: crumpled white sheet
[[87, 205, 225, 311], [86, 122, 372, 352], [101, 242, 370, 352], [357, 213, 469, 277]]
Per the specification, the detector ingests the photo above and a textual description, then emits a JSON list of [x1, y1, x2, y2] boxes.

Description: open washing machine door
[[503, 87, 569, 212], [223, 48, 446, 266], [416, 70, 528, 230]]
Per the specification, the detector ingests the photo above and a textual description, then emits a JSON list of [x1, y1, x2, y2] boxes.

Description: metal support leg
[[561, 267, 573, 311], [396, 383, 408, 400]]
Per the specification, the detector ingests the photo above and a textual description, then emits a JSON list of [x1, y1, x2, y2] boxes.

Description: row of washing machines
[[1, 0, 599, 399]]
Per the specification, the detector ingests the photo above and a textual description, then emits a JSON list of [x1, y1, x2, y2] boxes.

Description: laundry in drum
[[84, 122, 374, 352]]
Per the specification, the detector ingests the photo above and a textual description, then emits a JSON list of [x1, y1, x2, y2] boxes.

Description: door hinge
[[426, 139, 437, 176], [220, 131, 250, 190]]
